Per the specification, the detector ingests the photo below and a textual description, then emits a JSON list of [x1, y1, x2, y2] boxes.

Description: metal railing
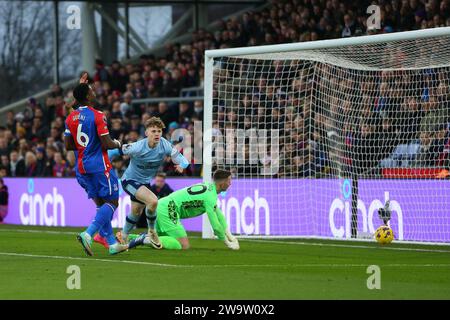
[[180, 86, 204, 97], [131, 96, 203, 105]]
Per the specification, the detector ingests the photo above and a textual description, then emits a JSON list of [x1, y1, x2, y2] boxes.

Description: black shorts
[[121, 179, 151, 205]]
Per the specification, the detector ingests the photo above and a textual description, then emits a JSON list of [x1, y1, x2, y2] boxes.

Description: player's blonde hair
[[145, 117, 165, 129]]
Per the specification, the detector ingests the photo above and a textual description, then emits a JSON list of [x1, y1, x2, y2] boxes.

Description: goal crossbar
[[205, 27, 450, 58]]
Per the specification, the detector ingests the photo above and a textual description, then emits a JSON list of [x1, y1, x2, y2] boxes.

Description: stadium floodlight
[[203, 27, 450, 245]]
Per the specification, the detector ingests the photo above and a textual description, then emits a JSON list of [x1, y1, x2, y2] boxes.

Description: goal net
[[203, 27, 450, 244]]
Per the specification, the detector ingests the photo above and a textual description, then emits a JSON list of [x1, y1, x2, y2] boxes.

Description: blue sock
[[95, 206, 108, 238], [101, 221, 117, 246], [99, 226, 109, 238], [145, 207, 157, 230], [98, 206, 114, 240], [86, 203, 117, 237]]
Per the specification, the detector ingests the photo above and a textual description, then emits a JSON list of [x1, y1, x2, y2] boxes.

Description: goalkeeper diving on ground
[[128, 169, 239, 250]]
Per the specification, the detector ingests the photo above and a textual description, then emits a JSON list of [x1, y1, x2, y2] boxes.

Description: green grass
[[1, 224, 450, 299]]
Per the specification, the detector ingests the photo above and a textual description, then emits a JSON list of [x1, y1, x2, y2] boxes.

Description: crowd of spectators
[[1, 0, 450, 179], [211, 57, 450, 178]]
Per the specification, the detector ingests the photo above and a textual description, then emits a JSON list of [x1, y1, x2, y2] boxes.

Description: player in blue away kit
[[97, 117, 189, 248], [64, 73, 141, 256]]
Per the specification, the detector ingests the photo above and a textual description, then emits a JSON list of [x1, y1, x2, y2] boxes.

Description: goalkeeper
[[129, 169, 239, 250]]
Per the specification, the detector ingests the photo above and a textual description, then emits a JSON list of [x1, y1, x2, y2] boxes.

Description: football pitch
[[1, 224, 450, 300]]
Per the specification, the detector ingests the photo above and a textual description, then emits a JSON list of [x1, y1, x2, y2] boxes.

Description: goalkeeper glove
[[225, 229, 238, 242], [224, 238, 239, 250], [224, 229, 239, 250]]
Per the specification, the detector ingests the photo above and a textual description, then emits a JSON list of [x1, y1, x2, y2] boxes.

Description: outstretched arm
[[99, 134, 121, 150], [171, 148, 189, 174], [162, 138, 188, 174], [205, 201, 226, 241], [216, 206, 239, 248], [108, 140, 142, 160], [205, 200, 238, 250]]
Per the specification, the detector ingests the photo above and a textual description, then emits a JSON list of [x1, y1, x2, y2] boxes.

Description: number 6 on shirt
[[77, 124, 90, 147]]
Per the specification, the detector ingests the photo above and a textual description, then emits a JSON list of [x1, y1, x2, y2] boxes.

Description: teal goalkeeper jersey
[[167, 182, 227, 240]]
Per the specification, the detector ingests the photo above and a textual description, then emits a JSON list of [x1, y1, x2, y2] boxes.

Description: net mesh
[[210, 33, 450, 243]]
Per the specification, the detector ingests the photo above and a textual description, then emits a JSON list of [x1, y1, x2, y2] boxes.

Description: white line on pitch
[[1, 252, 450, 268], [238, 238, 450, 253], [0, 252, 178, 268], [0, 228, 78, 235], [2, 227, 450, 254]]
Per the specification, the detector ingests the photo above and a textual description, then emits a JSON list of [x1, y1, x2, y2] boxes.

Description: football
[[375, 226, 394, 245]]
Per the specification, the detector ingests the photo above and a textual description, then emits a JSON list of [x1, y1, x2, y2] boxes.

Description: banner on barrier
[[3, 178, 450, 242], [3, 178, 203, 231]]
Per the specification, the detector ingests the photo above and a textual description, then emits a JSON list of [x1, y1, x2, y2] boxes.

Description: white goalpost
[[202, 27, 450, 245]]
